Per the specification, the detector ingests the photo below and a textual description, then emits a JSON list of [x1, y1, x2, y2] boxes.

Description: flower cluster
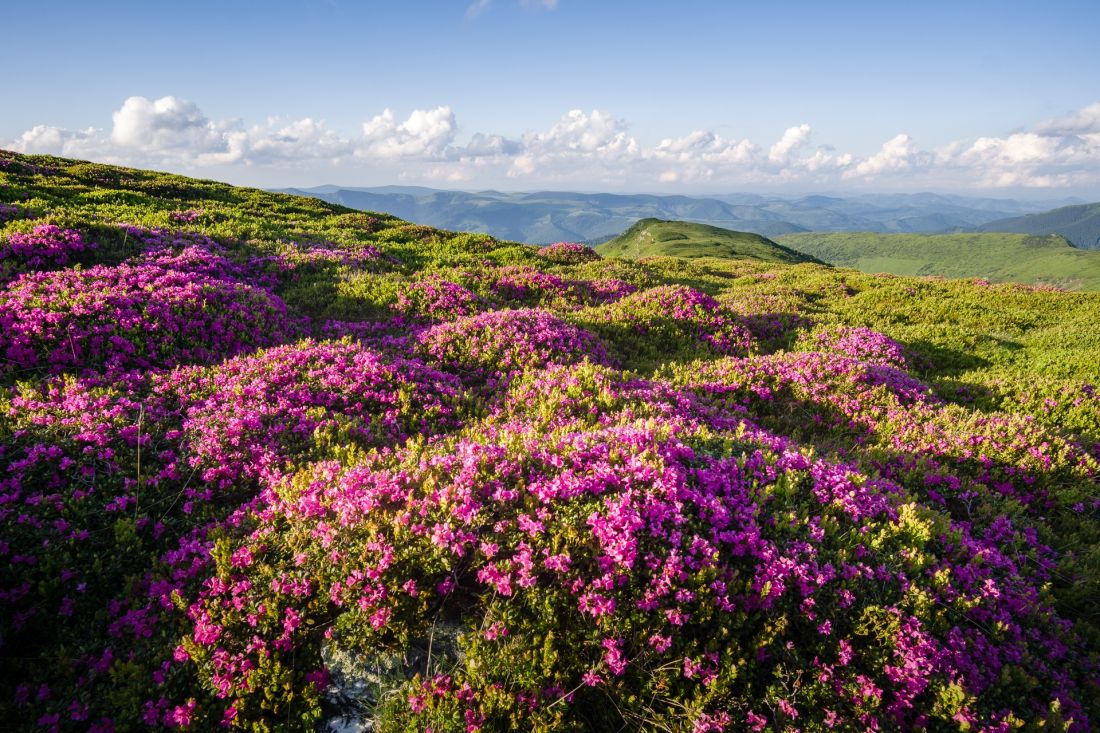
[[537, 241, 601, 264], [169, 209, 204, 223], [1, 224, 90, 270], [169, 339, 463, 489], [395, 275, 485, 321], [177, 407, 1095, 731], [581, 284, 756, 363], [0, 263, 294, 375], [485, 265, 582, 307], [416, 308, 613, 379], [800, 325, 914, 370]]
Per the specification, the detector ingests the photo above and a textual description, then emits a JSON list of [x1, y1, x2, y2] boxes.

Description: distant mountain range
[[273, 185, 1086, 246]]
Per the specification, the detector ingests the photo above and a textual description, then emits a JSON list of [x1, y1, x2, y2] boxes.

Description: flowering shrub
[[169, 209, 204, 223], [177, 414, 1095, 731], [116, 223, 224, 253], [580, 285, 755, 365], [416, 308, 613, 379], [799, 325, 914, 370], [537, 241, 600, 264], [581, 277, 639, 304], [169, 339, 463, 489], [0, 263, 294, 375], [395, 275, 485, 321], [274, 242, 387, 271], [484, 265, 583, 307], [1, 224, 91, 270]]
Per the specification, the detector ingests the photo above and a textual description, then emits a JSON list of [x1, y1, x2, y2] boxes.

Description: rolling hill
[[978, 202, 1100, 249], [595, 217, 823, 264], [775, 230, 1100, 290]]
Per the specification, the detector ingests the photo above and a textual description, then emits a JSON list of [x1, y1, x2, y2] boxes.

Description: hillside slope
[[596, 217, 823, 263], [3, 150, 1100, 732], [978, 202, 1100, 249], [776, 230, 1100, 290]]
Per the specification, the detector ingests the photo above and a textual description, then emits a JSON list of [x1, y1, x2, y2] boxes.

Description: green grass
[[596, 218, 822, 263], [775, 230, 1100, 291]]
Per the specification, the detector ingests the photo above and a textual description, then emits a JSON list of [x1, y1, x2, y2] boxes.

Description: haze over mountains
[[275, 185, 1087, 246]]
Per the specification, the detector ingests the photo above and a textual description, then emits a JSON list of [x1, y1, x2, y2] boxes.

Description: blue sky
[[4, 0, 1099, 195]]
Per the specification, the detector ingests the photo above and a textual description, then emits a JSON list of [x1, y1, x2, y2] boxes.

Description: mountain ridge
[[273, 185, 1070, 245]]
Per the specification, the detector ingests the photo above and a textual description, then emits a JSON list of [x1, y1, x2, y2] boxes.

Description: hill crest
[[595, 218, 824, 264]]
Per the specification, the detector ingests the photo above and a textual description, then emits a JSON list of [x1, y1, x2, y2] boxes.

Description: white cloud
[[1034, 102, 1100, 136], [463, 132, 522, 157], [6, 96, 1100, 191], [768, 124, 812, 163], [239, 117, 353, 165], [653, 130, 756, 164], [10, 125, 100, 156], [359, 107, 456, 159], [503, 109, 640, 180], [521, 0, 558, 8], [527, 109, 637, 156], [110, 95, 228, 154], [851, 134, 926, 177]]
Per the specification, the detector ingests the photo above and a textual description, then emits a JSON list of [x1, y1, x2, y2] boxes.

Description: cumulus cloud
[[1034, 102, 1100, 136], [768, 124, 812, 163], [239, 117, 353, 165], [463, 132, 523, 157], [10, 125, 101, 157], [360, 107, 457, 159], [504, 109, 640, 180], [6, 95, 1100, 191], [110, 96, 227, 153], [850, 134, 926, 177]]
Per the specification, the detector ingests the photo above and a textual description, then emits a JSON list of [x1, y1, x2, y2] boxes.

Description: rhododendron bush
[[1, 150, 1099, 732]]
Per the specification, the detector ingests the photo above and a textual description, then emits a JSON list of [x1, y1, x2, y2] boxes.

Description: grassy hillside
[[979, 202, 1100, 250], [3, 150, 1100, 732], [776, 230, 1100, 290], [596, 217, 822, 263]]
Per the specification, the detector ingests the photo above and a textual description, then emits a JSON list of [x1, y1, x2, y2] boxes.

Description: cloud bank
[[7, 96, 1100, 192]]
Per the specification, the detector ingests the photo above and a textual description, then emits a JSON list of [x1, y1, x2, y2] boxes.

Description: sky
[[2, 0, 1099, 196]]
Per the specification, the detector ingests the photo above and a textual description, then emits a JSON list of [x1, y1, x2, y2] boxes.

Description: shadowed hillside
[[978, 202, 1100, 250]]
